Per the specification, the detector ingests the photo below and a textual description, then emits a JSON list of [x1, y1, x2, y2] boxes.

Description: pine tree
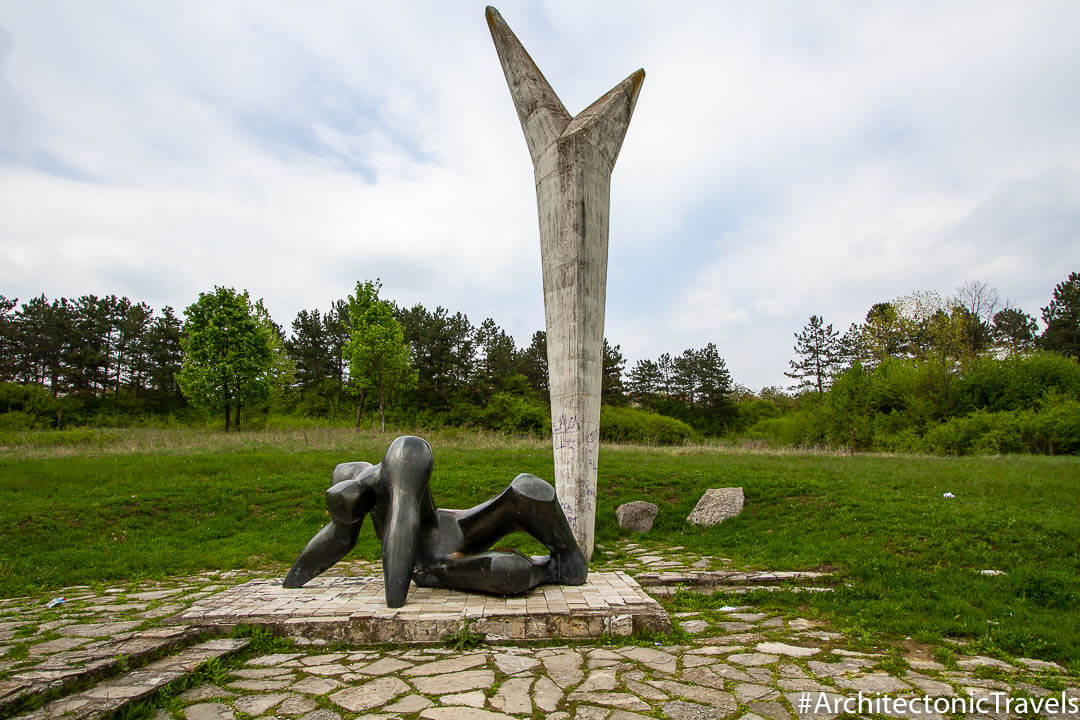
[[785, 315, 840, 395], [1040, 271, 1080, 360]]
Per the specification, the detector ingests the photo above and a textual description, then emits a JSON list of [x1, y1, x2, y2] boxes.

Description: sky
[[2, 1, 1079, 391]]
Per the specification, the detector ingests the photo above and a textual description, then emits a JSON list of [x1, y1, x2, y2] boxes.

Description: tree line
[[767, 273, 1080, 454], [0, 281, 734, 438]]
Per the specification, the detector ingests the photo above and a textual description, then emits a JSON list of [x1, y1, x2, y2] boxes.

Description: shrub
[[600, 405, 696, 445], [476, 393, 550, 436]]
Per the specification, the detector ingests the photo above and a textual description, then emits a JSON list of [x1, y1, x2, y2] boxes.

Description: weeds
[[443, 620, 485, 651]]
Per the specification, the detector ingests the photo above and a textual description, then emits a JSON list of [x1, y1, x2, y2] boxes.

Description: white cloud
[[1, 1, 1079, 390]]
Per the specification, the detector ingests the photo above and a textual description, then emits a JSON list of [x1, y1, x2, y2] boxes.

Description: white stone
[[616, 502, 659, 533], [687, 488, 745, 526], [490, 676, 533, 714]]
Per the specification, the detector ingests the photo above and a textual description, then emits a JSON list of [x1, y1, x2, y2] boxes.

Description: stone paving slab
[[179, 572, 670, 644], [0, 626, 201, 715], [12, 638, 249, 720]]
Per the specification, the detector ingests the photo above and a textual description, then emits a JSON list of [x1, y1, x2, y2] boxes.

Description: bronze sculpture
[[283, 435, 588, 607]]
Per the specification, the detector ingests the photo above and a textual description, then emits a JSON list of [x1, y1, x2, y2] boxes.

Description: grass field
[[1, 427, 1078, 669]]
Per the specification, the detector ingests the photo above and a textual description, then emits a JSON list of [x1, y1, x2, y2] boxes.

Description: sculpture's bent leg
[[282, 464, 374, 588], [414, 550, 548, 595], [456, 473, 587, 585], [379, 436, 436, 608]]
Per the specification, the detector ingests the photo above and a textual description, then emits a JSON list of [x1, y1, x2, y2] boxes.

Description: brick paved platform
[[179, 572, 670, 644]]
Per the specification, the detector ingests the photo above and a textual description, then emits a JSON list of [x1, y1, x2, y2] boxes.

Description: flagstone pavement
[[1, 541, 1076, 720]]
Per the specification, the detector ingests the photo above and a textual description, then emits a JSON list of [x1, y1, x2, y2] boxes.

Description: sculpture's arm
[[281, 470, 374, 588]]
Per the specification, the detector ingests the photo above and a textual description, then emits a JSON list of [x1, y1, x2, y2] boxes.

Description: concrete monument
[[487, 6, 644, 560]]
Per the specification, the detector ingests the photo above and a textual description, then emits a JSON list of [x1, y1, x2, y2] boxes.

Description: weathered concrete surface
[[487, 6, 644, 560], [179, 572, 669, 644]]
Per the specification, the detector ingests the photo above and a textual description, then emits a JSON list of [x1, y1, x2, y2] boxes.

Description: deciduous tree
[[345, 280, 416, 432], [177, 287, 272, 431]]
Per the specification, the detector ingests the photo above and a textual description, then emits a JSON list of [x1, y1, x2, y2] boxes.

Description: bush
[[600, 405, 696, 445], [475, 393, 550, 436], [954, 352, 1080, 413]]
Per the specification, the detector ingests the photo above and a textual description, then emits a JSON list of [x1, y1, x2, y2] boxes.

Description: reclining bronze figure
[[283, 435, 588, 607]]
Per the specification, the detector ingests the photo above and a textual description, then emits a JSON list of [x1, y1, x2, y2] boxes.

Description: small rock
[[616, 502, 659, 533], [687, 488, 745, 526]]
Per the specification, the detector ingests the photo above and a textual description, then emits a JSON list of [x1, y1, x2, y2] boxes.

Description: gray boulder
[[687, 488, 744, 526], [616, 501, 659, 533]]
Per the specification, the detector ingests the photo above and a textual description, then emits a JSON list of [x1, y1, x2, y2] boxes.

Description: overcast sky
[[2, 2, 1079, 390]]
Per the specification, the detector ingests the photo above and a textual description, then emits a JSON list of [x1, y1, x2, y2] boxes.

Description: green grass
[[1, 428, 1079, 665]]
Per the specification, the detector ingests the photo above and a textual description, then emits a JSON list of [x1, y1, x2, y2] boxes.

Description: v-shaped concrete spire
[[487, 6, 644, 561]]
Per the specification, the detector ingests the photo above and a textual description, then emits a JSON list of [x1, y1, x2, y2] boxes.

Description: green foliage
[[746, 353, 1080, 455], [785, 314, 841, 395], [1040, 271, 1080, 359], [177, 287, 273, 431], [345, 280, 417, 431], [443, 620, 485, 651], [2, 435, 1080, 661], [475, 390, 549, 436], [600, 405, 696, 445]]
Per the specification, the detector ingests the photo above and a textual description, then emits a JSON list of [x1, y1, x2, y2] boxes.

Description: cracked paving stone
[[232, 667, 296, 679], [179, 685, 235, 702], [352, 657, 414, 675], [755, 642, 819, 658], [490, 676, 533, 714], [249, 654, 303, 666], [541, 649, 585, 688], [301, 663, 349, 676], [410, 669, 494, 695], [736, 683, 778, 702], [328, 676, 409, 712], [662, 700, 733, 720], [185, 702, 234, 720], [749, 700, 790, 720], [567, 692, 651, 712], [442, 689, 486, 707], [649, 679, 737, 711], [300, 653, 347, 666], [728, 653, 779, 667], [403, 653, 487, 676], [420, 708, 517, 720], [907, 673, 955, 696], [493, 652, 540, 675], [385, 694, 434, 713], [230, 679, 293, 691], [777, 677, 834, 692], [289, 675, 344, 695], [610, 710, 656, 720], [577, 670, 618, 692], [834, 672, 911, 693], [533, 675, 564, 712], [233, 692, 290, 715], [278, 695, 319, 715], [619, 646, 677, 674], [575, 707, 610, 720], [298, 709, 341, 720], [627, 678, 669, 700]]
